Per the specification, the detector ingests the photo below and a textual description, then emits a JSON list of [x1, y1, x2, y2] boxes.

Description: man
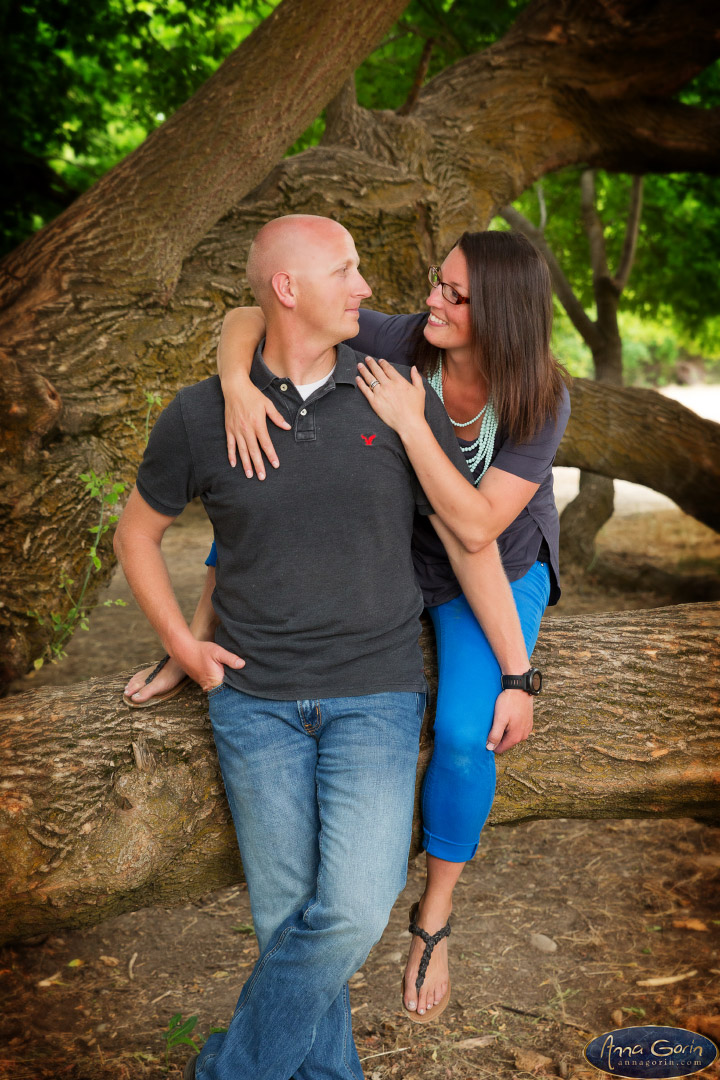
[[114, 215, 529, 1079]]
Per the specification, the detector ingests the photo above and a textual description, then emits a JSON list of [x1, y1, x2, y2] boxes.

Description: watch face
[[530, 670, 542, 692]]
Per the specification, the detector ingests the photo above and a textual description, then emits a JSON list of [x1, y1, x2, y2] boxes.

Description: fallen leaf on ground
[[611, 1009, 623, 1026], [637, 970, 697, 986], [37, 971, 62, 987], [683, 1014, 720, 1042], [455, 1035, 496, 1049], [99, 955, 119, 967], [672, 918, 709, 931], [514, 1047, 555, 1073], [529, 932, 558, 954]]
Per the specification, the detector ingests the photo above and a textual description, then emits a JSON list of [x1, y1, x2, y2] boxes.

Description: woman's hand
[[355, 356, 426, 437], [224, 373, 290, 478], [486, 690, 534, 754]]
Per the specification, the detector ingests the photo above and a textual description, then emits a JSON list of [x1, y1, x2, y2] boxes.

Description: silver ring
[[369, 379, 379, 390]]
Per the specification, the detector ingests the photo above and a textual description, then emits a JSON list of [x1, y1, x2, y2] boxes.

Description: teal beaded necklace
[[428, 359, 498, 485]]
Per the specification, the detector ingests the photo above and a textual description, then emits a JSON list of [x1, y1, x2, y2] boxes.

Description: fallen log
[[1, 602, 718, 945]]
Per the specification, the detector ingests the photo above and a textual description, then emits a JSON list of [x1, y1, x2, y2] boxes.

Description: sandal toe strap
[[145, 655, 170, 685], [408, 916, 451, 993]]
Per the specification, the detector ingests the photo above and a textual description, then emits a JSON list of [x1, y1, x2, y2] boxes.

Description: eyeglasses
[[428, 266, 470, 306]]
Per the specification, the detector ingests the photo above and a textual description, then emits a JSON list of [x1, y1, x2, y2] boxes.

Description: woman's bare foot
[[403, 894, 452, 1017], [123, 656, 187, 705]]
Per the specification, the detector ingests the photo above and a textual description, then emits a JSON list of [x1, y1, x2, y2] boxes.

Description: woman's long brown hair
[[413, 230, 568, 445]]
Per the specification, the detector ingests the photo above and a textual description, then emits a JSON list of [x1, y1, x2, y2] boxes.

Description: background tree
[[501, 171, 644, 568]]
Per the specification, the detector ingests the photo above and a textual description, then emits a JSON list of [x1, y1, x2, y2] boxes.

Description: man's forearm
[[114, 529, 196, 661], [435, 519, 529, 674]]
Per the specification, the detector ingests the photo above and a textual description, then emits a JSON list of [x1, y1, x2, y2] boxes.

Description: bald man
[[115, 215, 490, 1079]]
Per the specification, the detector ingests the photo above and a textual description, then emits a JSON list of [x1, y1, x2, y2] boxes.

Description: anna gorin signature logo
[[584, 1025, 718, 1079]]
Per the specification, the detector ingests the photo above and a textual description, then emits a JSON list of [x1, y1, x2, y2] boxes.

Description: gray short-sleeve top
[[346, 309, 571, 606], [135, 341, 473, 700]]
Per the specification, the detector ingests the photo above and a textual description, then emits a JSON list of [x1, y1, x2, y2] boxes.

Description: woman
[[124, 229, 570, 1022]]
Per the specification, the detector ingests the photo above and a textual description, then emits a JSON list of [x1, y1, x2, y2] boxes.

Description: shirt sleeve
[[135, 392, 200, 516], [344, 309, 427, 366], [414, 379, 474, 516], [491, 384, 571, 484]]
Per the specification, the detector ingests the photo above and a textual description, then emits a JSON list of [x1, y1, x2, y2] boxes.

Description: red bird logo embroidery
[[361, 434, 377, 446]]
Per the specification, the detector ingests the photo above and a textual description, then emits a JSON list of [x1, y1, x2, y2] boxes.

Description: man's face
[[293, 224, 372, 342]]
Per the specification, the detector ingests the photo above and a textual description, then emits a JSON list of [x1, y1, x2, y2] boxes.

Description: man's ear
[[271, 272, 296, 308]]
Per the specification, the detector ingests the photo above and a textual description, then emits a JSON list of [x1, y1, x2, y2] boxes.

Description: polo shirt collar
[[250, 340, 359, 391]]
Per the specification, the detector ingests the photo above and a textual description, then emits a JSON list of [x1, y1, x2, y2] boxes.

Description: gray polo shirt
[[135, 341, 472, 700]]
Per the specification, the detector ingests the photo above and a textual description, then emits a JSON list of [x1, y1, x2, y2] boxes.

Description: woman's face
[[423, 246, 473, 356]]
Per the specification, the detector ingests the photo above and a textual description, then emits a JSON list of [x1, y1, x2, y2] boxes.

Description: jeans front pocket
[[207, 682, 226, 698]]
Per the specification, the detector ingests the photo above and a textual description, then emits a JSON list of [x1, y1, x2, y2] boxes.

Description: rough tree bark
[[1, 603, 718, 945], [1, 0, 720, 688], [559, 379, 720, 530]]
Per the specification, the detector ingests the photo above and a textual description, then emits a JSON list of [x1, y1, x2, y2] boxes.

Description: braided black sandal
[[402, 901, 451, 1024]]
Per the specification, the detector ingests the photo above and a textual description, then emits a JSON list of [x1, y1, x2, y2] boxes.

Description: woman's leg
[[123, 566, 217, 703], [403, 561, 550, 1016]]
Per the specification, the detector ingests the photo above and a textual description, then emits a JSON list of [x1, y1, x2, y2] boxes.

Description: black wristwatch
[[501, 668, 543, 695]]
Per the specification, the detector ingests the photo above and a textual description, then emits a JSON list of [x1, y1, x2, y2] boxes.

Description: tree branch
[[580, 169, 613, 289], [2, 602, 718, 943], [559, 379, 720, 531], [498, 205, 599, 348], [0, 0, 411, 302], [614, 175, 644, 291], [397, 38, 435, 115], [580, 99, 720, 175]]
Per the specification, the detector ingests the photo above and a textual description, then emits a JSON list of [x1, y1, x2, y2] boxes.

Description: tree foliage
[[0, 0, 280, 252], [502, 64, 720, 355], [5, 0, 717, 350]]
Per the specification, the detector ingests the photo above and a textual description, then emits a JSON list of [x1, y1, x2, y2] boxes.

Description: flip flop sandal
[[402, 901, 451, 1024], [122, 654, 191, 708]]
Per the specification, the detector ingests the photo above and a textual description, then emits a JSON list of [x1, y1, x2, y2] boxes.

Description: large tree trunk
[[1, 0, 719, 689], [1, 603, 718, 945], [559, 380, 720, 529]]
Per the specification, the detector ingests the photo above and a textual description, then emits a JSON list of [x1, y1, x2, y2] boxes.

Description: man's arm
[[114, 487, 245, 690], [429, 515, 533, 755]]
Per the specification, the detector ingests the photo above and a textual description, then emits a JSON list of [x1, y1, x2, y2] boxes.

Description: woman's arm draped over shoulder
[[357, 357, 570, 551], [345, 309, 426, 366], [217, 306, 290, 477]]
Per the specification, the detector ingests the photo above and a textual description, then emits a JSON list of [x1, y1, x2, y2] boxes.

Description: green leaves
[[163, 1012, 201, 1067], [28, 466, 127, 665]]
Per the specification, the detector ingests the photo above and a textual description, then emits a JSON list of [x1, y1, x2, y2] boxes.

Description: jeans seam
[[232, 923, 297, 1016], [342, 982, 363, 1080]]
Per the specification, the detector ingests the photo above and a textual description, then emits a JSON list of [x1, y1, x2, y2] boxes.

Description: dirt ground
[[2, 501, 720, 1080]]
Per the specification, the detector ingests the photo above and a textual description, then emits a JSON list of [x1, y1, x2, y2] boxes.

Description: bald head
[[246, 215, 353, 307]]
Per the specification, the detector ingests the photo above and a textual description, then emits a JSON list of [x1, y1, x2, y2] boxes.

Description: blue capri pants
[[422, 559, 551, 863]]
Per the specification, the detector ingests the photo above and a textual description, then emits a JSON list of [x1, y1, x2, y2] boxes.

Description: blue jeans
[[422, 560, 551, 862], [197, 687, 426, 1080]]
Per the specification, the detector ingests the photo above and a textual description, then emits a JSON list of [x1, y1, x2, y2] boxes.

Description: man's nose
[[356, 273, 372, 299]]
